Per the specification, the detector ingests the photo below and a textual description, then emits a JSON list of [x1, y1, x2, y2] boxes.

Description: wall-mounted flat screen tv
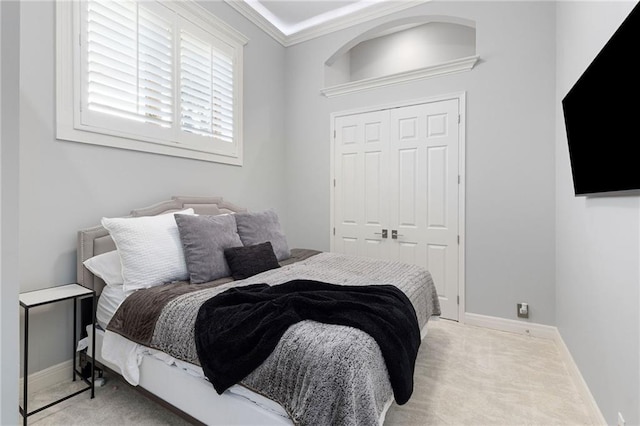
[[562, 2, 640, 196]]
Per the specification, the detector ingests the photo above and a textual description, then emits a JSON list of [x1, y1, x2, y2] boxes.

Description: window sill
[[57, 126, 243, 165]]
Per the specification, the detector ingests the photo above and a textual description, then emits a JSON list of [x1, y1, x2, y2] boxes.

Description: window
[[57, 0, 248, 165]]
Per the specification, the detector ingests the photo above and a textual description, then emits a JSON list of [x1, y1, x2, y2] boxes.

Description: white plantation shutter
[[212, 51, 235, 143], [180, 31, 234, 143], [85, 0, 137, 120], [64, 0, 246, 164], [137, 6, 173, 127], [180, 32, 213, 137], [85, 0, 172, 127]]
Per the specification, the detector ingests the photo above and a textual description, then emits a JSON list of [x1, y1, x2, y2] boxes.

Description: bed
[[77, 195, 441, 425]]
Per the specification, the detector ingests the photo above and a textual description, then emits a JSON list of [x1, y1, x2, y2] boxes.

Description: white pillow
[[83, 250, 124, 287], [101, 208, 194, 292]]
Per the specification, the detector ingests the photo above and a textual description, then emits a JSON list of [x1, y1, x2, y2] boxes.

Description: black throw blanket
[[194, 279, 421, 405]]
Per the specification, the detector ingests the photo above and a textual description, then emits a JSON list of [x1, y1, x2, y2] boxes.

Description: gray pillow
[[234, 209, 291, 261], [175, 214, 243, 284]]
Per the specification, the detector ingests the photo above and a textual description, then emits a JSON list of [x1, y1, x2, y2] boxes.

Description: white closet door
[[334, 111, 390, 259], [332, 98, 460, 320], [389, 99, 460, 320]]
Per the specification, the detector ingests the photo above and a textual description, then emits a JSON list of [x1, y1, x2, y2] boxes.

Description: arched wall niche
[[322, 15, 479, 97]]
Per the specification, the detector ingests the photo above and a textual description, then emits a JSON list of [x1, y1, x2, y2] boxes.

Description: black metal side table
[[19, 283, 96, 425]]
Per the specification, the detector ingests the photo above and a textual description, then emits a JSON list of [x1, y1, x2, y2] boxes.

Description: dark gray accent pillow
[[175, 214, 243, 284], [234, 209, 291, 261], [224, 242, 280, 280]]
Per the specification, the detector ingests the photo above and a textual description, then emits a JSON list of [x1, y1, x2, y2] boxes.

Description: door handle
[[392, 230, 403, 240], [374, 229, 388, 238]]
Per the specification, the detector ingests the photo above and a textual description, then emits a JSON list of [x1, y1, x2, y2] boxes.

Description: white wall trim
[[554, 331, 608, 426], [457, 93, 467, 323], [329, 91, 467, 118], [20, 359, 73, 396], [321, 55, 479, 98], [224, 0, 429, 47], [224, 0, 288, 46], [465, 313, 606, 425], [465, 312, 557, 339]]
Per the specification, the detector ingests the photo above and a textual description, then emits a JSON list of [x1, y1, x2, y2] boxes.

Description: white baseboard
[[464, 312, 606, 425], [554, 332, 608, 426], [19, 359, 73, 395], [464, 312, 558, 339]]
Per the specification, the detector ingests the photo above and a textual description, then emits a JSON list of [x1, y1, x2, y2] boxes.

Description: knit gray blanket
[[108, 252, 440, 426]]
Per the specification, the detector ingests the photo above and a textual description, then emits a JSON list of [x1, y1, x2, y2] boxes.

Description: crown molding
[[178, 1, 249, 46], [224, 0, 288, 45], [224, 0, 429, 47], [321, 55, 479, 98]]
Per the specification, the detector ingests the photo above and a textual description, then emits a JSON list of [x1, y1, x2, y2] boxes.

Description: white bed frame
[[77, 196, 421, 425], [87, 327, 291, 425]]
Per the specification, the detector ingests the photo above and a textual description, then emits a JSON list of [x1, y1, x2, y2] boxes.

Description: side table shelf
[[19, 284, 96, 425]]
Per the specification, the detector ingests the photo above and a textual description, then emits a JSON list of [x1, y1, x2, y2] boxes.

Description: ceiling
[[247, 1, 374, 35], [224, 0, 428, 46]]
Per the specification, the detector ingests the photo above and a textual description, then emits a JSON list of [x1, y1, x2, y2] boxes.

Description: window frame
[[56, 0, 248, 165]]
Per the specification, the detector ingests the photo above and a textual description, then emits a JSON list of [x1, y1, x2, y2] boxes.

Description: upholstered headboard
[[77, 196, 246, 295]]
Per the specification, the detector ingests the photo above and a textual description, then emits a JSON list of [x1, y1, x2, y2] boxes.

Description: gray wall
[[283, 1, 557, 325], [555, 2, 640, 424], [1, 2, 20, 424], [18, 1, 287, 374]]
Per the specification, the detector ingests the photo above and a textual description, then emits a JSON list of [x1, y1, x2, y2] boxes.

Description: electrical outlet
[[517, 302, 529, 318], [618, 412, 625, 426]]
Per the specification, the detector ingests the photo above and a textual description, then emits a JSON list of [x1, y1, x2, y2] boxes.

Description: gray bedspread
[[109, 252, 440, 425]]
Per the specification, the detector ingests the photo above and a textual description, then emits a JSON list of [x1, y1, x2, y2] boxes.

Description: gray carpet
[[23, 320, 597, 425], [23, 377, 191, 426]]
